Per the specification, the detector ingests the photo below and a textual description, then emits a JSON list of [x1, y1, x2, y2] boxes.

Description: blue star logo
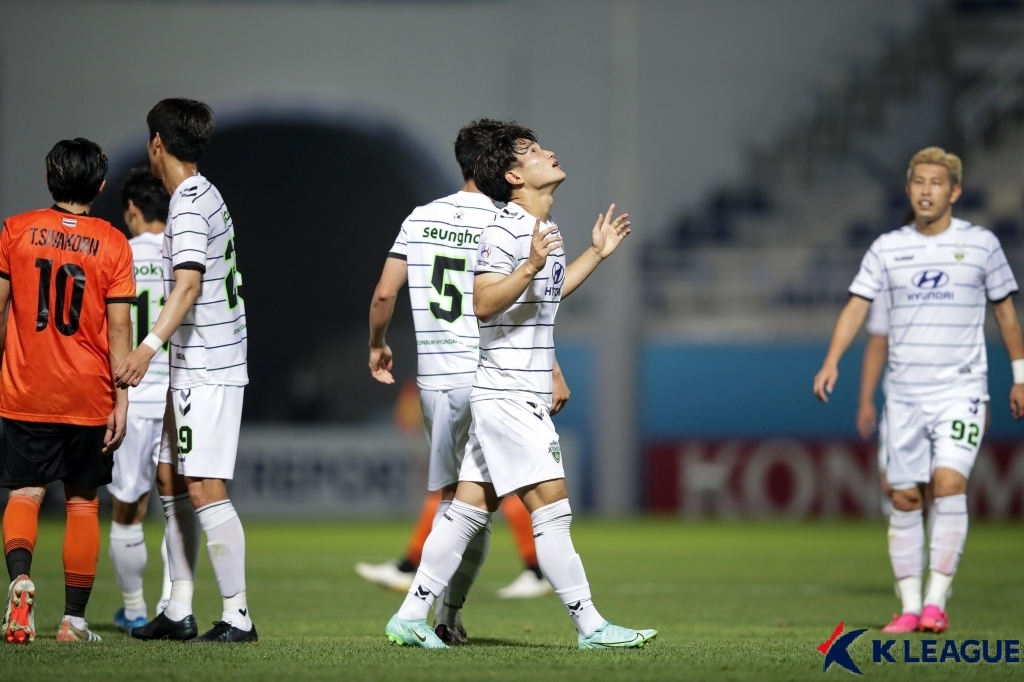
[[819, 622, 867, 675]]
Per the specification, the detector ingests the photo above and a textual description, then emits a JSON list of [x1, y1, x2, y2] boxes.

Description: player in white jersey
[[385, 123, 656, 649], [107, 169, 174, 633], [814, 147, 1024, 634], [363, 120, 566, 642], [115, 98, 255, 643]]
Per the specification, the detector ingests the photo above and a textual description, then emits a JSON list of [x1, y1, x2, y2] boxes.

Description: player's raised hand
[[114, 345, 155, 389], [370, 344, 395, 384], [1011, 384, 1024, 420], [102, 401, 128, 454], [528, 218, 562, 273], [590, 204, 631, 260], [813, 364, 838, 403]]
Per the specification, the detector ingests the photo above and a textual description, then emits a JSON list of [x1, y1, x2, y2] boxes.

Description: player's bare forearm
[[474, 268, 537, 320], [992, 296, 1024, 361], [550, 357, 571, 416], [104, 302, 132, 453], [150, 269, 202, 344], [859, 334, 888, 407], [813, 295, 871, 402], [114, 268, 200, 388], [369, 258, 407, 349], [992, 297, 1024, 419], [562, 247, 602, 298]]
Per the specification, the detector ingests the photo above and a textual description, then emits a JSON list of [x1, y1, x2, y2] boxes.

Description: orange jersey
[[0, 208, 136, 425]]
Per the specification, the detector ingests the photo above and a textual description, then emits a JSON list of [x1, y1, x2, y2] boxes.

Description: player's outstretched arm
[[104, 302, 132, 454], [369, 257, 408, 385], [114, 268, 201, 389], [857, 334, 888, 439], [474, 219, 561, 320], [992, 296, 1024, 419], [562, 204, 631, 298], [551, 357, 571, 416], [813, 295, 871, 403]]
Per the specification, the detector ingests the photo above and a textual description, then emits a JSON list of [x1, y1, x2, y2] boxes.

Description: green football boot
[[384, 614, 448, 649], [578, 621, 658, 649]]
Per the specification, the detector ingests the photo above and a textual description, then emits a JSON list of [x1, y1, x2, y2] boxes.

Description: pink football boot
[[881, 612, 920, 634], [918, 605, 949, 633]]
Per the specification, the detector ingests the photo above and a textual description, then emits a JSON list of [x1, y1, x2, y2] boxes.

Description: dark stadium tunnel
[[92, 113, 452, 423]]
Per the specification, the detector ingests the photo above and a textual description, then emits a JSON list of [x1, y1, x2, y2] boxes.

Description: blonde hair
[[906, 146, 962, 186]]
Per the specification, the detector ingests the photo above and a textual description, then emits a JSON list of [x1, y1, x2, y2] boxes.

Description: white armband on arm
[[1013, 359, 1024, 385], [141, 333, 165, 352]]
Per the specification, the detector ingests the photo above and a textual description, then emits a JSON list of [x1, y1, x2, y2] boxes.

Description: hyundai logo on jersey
[[912, 270, 950, 289], [552, 261, 565, 285]]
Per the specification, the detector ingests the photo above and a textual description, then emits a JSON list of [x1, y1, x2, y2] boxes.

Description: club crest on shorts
[[548, 440, 561, 463]]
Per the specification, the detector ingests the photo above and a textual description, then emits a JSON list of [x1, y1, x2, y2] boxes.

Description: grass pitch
[[0, 517, 1021, 681]]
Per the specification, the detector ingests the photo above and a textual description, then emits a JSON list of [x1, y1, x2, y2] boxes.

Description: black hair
[[473, 124, 537, 203], [146, 98, 214, 163], [454, 119, 507, 181], [45, 138, 108, 205], [121, 167, 170, 223]]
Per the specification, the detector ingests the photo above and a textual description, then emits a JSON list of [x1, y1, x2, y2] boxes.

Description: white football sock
[[161, 494, 200, 621], [896, 576, 922, 616], [434, 500, 452, 528], [197, 500, 252, 631], [159, 532, 172, 608], [436, 520, 492, 626], [888, 507, 924, 615], [109, 521, 148, 619], [531, 499, 605, 637], [925, 494, 968, 609], [397, 500, 489, 622]]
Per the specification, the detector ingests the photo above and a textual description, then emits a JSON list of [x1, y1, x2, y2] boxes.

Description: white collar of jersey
[[907, 217, 973, 237], [502, 200, 553, 225], [454, 190, 500, 210]]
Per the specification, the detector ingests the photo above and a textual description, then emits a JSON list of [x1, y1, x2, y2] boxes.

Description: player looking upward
[[384, 124, 657, 649], [363, 120, 564, 642], [107, 169, 174, 633], [115, 98, 255, 643], [362, 118, 569, 614], [814, 147, 1024, 634], [1, 139, 135, 643]]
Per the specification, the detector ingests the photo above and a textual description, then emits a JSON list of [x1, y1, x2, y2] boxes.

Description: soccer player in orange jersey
[[1, 139, 135, 643]]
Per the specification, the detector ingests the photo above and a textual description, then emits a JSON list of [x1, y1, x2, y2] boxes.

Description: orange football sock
[[501, 495, 539, 569], [3, 496, 40, 580], [404, 491, 443, 567], [63, 499, 100, 617]]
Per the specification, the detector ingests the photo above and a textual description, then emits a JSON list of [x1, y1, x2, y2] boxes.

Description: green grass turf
[[0, 518, 1021, 681]]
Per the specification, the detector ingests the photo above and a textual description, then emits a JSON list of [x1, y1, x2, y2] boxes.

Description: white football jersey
[[163, 175, 248, 389], [865, 297, 889, 337], [849, 218, 1018, 402], [471, 202, 566, 407], [128, 232, 169, 418], [390, 191, 499, 391]]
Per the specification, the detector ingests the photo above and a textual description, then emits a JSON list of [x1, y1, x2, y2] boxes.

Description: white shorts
[[883, 397, 986, 490], [108, 414, 162, 503], [421, 387, 472, 491], [877, 404, 888, 473], [164, 384, 244, 480], [459, 397, 565, 497]]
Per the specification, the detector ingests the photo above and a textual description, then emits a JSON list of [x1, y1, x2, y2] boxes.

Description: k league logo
[[912, 270, 949, 289]]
